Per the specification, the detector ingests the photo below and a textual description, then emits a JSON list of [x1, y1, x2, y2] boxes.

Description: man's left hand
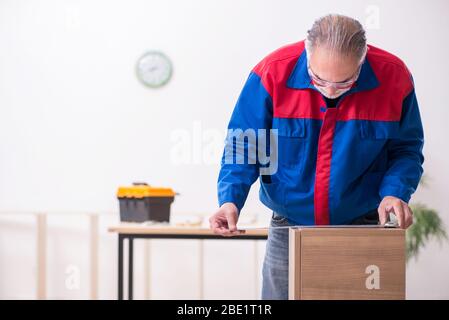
[[378, 196, 414, 229]]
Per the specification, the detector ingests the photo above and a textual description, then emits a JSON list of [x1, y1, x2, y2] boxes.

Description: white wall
[[0, 0, 448, 299]]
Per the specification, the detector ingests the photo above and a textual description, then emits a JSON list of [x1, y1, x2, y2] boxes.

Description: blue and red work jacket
[[217, 40, 424, 225]]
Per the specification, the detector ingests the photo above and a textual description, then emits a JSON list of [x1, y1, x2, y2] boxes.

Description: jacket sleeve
[[379, 88, 425, 203], [217, 71, 273, 213]]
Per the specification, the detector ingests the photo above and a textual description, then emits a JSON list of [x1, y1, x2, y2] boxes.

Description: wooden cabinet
[[288, 227, 405, 300]]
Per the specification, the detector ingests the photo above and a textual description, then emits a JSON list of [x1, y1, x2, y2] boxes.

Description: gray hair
[[305, 14, 367, 63]]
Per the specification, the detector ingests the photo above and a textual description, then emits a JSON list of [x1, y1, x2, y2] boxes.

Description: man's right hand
[[209, 202, 245, 237]]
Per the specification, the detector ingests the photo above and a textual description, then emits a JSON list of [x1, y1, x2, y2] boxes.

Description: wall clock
[[136, 51, 173, 88]]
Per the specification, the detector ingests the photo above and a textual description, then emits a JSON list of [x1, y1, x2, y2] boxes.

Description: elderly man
[[209, 14, 424, 299]]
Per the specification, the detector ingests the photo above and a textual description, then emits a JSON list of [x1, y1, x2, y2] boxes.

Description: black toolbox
[[117, 182, 176, 222]]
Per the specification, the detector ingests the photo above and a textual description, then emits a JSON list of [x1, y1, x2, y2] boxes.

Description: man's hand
[[209, 202, 245, 237], [378, 196, 414, 229]]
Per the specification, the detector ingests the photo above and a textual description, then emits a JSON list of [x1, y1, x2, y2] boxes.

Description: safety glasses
[[307, 63, 362, 89]]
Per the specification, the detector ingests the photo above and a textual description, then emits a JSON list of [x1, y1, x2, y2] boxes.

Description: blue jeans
[[261, 210, 379, 300]]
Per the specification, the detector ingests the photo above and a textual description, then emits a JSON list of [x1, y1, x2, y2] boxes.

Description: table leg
[[198, 240, 204, 299], [118, 234, 124, 300], [128, 236, 134, 300]]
